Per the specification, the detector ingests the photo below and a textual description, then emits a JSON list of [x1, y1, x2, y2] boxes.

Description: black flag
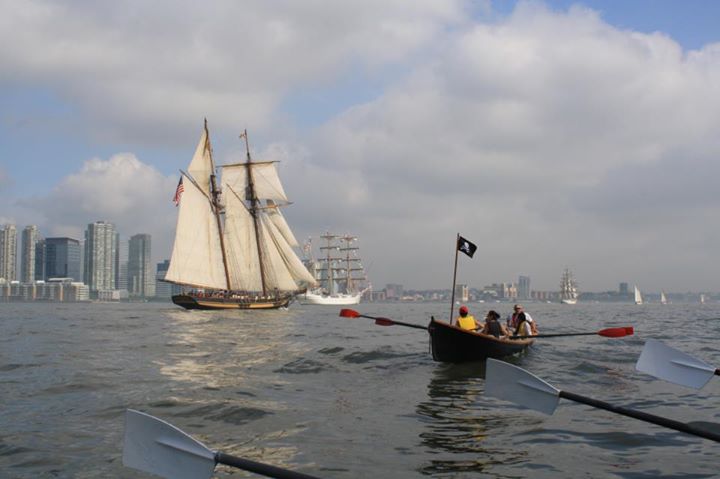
[[457, 236, 477, 258]]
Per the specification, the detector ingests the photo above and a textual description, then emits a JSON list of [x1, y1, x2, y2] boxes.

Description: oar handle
[[384, 319, 428, 330], [216, 452, 324, 479], [559, 391, 720, 443]]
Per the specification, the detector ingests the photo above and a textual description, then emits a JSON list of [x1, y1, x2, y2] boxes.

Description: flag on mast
[[457, 235, 477, 258], [172, 177, 184, 206]]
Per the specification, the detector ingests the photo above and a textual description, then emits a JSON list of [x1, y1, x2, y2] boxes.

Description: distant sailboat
[[634, 285, 643, 305], [559, 268, 579, 305], [660, 290, 668, 305], [700, 294, 706, 304]]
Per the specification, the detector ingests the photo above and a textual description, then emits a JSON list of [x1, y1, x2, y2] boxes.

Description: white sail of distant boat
[[634, 285, 643, 305], [298, 233, 371, 305], [559, 268, 578, 305], [165, 121, 316, 310], [660, 290, 668, 305], [700, 293, 706, 304]]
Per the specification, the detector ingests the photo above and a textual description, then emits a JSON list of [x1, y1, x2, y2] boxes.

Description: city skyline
[[3, 1, 720, 291]]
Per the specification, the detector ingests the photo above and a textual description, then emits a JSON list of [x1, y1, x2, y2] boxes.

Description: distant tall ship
[[298, 233, 370, 305], [660, 290, 668, 305], [165, 121, 316, 310], [634, 285, 643, 305], [559, 268, 579, 305]]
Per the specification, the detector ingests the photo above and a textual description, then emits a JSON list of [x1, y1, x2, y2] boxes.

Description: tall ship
[[298, 233, 370, 305], [660, 290, 668, 305], [164, 121, 316, 310], [559, 268, 579, 305], [634, 285, 643, 305]]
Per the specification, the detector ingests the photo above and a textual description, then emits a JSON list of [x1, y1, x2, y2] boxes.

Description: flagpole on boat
[[449, 233, 460, 325]]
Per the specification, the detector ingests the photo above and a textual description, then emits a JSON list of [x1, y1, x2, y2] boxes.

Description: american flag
[[173, 177, 184, 206]]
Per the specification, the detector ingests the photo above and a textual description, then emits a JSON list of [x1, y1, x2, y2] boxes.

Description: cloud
[[19, 154, 178, 260], [4, 1, 720, 291]]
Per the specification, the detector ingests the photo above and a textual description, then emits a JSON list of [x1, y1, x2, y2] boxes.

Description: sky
[[2, 0, 720, 293]]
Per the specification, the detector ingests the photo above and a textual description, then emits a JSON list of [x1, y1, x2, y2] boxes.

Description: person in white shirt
[[506, 304, 538, 335]]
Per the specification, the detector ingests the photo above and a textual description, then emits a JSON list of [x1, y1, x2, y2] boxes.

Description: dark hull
[[429, 318, 534, 362], [172, 294, 291, 310]]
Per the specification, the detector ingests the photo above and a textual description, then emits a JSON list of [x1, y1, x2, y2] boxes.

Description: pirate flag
[[457, 235, 477, 258]]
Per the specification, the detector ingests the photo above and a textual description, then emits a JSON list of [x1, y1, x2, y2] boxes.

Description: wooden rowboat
[[428, 317, 534, 363]]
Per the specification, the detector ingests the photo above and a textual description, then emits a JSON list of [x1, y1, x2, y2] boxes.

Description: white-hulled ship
[[559, 268, 579, 305], [299, 233, 370, 305]]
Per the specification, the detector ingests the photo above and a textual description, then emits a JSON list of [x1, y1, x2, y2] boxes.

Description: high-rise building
[[518, 275, 531, 300], [128, 233, 154, 297], [0, 224, 17, 281], [35, 238, 46, 281], [619, 282, 629, 295], [84, 222, 116, 293], [155, 260, 179, 299], [21, 225, 39, 283], [116, 235, 128, 292], [45, 238, 82, 281]]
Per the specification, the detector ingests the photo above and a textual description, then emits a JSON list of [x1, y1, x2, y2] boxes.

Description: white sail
[[186, 126, 215, 197], [266, 200, 299, 247], [660, 291, 668, 305], [222, 162, 289, 204], [634, 285, 643, 305], [165, 176, 227, 289], [222, 189, 264, 291], [260, 212, 317, 288]]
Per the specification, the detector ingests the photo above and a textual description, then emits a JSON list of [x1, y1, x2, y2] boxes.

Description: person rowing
[[507, 304, 538, 335], [456, 305, 479, 330], [480, 310, 510, 338]]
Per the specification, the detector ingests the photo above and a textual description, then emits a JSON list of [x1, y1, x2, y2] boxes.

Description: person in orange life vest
[[456, 305, 479, 330], [507, 304, 538, 335], [480, 310, 510, 338]]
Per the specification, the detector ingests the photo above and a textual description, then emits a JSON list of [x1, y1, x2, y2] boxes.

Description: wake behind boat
[[164, 121, 316, 310], [298, 233, 370, 305]]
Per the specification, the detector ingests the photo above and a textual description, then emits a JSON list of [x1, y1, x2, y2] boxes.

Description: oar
[[123, 409, 323, 479], [339, 309, 428, 330], [484, 359, 720, 443], [636, 338, 720, 389], [510, 326, 634, 339]]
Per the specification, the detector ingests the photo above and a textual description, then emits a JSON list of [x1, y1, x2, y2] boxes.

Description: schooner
[[165, 120, 316, 310]]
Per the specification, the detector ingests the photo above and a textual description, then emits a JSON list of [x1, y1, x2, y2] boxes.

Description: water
[[1, 301, 719, 478]]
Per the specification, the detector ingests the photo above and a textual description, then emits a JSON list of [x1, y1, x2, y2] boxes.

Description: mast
[[319, 233, 339, 294], [207, 119, 232, 290], [241, 129, 268, 296]]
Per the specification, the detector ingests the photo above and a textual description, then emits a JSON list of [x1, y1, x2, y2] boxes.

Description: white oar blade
[[123, 409, 216, 479], [636, 339, 716, 389], [485, 359, 561, 415]]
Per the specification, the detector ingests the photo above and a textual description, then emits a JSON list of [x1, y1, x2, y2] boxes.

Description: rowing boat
[[428, 317, 534, 363]]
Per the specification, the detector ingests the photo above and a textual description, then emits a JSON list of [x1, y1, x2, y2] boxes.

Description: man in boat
[[480, 310, 510, 338], [507, 304, 538, 335], [456, 305, 479, 330]]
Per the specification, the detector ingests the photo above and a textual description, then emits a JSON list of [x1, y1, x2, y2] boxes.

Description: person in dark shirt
[[481, 310, 509, 338]]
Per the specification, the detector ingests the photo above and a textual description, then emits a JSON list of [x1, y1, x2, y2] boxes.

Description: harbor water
[[1, 301, 719, 478]]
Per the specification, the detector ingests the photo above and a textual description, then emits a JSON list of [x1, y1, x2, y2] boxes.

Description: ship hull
[[428, 318, 534, 363], [297, 291, 363, 305], [561, 298, 577, 305], [172, 294, 291, 310]]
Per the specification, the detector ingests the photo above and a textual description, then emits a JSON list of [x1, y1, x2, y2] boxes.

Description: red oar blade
[[598, 326, 634, 338], [374, 318, 395, 326], [339, 308, 360, 318]]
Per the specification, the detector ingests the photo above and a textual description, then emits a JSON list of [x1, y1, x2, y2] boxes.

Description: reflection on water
[[416, 362, 533, 475]]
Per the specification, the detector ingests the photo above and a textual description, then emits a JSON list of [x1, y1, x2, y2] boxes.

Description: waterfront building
[[0, 224, 17, 281], [84, 222, 117, 294], [21, 225, 38, 283], [128, 234, 154, 298], [35, 238, 46, 281], [518, 275, 531, 300], [45, 237, 82, 281], [116, 235, 128, 292]]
